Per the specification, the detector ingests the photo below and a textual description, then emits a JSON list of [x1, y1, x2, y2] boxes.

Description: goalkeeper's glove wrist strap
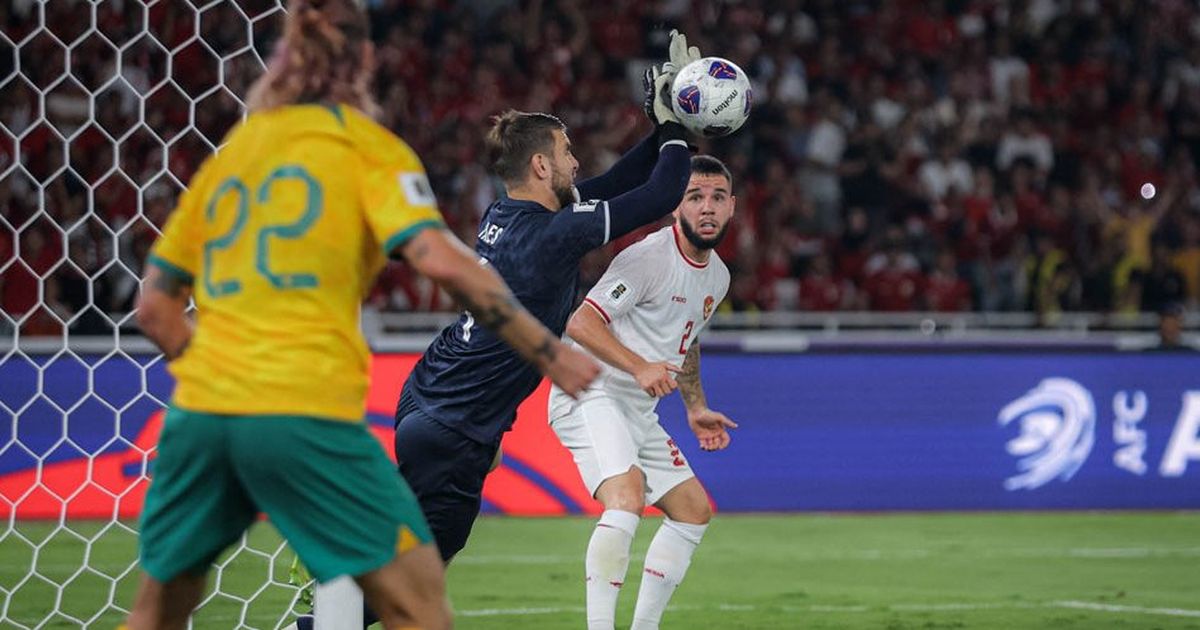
[[657, 122, 688, 147]]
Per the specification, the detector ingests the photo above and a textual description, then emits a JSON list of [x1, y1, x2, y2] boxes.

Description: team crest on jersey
[[610, 282, 628, 301], [703, 295, 714, 319]]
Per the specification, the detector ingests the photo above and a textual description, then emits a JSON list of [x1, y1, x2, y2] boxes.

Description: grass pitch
[[2, 512, 1199, 629]]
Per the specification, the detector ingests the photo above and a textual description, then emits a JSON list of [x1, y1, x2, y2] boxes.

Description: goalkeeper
[[124, 1, 598, 628]]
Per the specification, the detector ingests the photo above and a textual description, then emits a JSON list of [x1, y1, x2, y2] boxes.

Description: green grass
[[3, 513, 1199, 629]]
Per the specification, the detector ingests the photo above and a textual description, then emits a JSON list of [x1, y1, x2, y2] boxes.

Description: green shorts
[[138, 406, 433, 583]]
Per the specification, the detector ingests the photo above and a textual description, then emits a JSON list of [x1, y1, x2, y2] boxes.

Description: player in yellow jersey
[[124, 1, 599, 628]]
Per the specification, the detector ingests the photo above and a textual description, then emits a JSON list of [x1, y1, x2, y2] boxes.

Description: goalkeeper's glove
[[668, 29, 702, 71], [643, 30, 702, 127], [643, 63, 680, 126]]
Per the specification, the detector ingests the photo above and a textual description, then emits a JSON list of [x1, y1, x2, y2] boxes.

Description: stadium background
[[2, 1, 1200, 628], [7, 0, 1200, 327]]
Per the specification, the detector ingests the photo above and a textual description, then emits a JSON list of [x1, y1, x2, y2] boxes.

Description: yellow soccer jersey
[[149, 104, 444, 421]]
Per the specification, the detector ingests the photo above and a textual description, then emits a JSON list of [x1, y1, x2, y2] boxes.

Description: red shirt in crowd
[[924, 271, 972, 311], [864, 267, 924, 311], [799, 274, 848, 311]]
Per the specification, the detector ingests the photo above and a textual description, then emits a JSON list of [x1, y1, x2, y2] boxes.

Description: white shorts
[[549, 394, 694, 506]]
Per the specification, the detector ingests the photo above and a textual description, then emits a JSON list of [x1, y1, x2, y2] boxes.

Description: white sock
[[630, 518, 707, 630], [585, 509, 641, 630]]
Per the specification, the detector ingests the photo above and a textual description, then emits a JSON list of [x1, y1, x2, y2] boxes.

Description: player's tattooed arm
[[678, 339, 707, 412], [456, 289, 516, 330], [447, 286, 559, 364], [679, 339, 737, 450], [533, 332, 558, 362], [450, 285, 595, 396], [136, 265, 194, 361]]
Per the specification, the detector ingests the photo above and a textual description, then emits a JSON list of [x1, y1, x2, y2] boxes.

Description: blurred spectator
[[800, 90, 848, 233], [1025, 232, 1072, 316], [798, 253, 852, 312], [862, 234, 924, 312], [996, 112, 1054, 174], [1141, 243, 1188, 313], [1151, 302, 1193, 351], [1173, 215, 1200, 308], [918, 138, 973, 203], [925, 250, 972, 312]]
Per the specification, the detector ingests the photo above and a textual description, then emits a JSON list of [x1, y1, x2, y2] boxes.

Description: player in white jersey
[[548, 155, 738, 630]]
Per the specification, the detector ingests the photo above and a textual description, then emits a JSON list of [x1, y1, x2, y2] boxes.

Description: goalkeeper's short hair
[[486, 110, 567, 184]]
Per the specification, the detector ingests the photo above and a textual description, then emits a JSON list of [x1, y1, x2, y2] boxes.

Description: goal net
[[1, 2, 311, 627]]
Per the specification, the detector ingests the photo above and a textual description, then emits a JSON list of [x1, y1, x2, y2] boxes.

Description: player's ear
[[531, 153, 550, 181]]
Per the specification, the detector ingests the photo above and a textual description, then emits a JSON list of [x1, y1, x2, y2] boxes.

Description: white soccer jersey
[[552, 224, 730, 416]]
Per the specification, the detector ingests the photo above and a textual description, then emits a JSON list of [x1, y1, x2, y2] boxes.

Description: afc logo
[[999, 378, 1200, 490]]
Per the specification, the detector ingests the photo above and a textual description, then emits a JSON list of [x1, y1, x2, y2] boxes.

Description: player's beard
[[550, 162, 575, 209], [679, 215, 729, 251]]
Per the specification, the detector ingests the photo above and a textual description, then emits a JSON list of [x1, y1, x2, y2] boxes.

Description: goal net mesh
[[1, 2, 312, 627]]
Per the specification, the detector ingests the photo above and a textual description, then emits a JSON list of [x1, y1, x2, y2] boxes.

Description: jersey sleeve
[[541, 198, 612, 261], [582, 242, 659, 324], [148, 156, 214, 284], [359, 143, 447, 256], [574, 133, 657, 201]]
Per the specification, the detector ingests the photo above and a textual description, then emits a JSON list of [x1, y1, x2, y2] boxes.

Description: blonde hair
[[245, 0, 379, 118]]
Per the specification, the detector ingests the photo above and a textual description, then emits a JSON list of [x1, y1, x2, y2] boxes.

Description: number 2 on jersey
[[678, 320, 694, 355], [203, 165, 323, 297]]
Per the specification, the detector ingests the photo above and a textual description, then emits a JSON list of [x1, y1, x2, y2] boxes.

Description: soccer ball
[[671, 57, 752, 138]]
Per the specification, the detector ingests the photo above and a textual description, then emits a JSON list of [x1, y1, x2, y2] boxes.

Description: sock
[[630, 518, 707, 630], [291, 596, 375, 629], [585, 509, 641, 630]]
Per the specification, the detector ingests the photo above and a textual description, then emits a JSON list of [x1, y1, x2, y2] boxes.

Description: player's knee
[[688, 499, 713, 525], [598, 471, 647, 513], [663, 484, 712, 525], [603, 491, 645, 514]]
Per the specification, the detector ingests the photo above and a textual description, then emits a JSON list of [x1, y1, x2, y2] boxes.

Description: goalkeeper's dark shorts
[[138, 406, 433, 583], [394, 400, 501, 562]]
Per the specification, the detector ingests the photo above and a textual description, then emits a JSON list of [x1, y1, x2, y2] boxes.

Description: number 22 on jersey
[[203, 165, 322, 297]]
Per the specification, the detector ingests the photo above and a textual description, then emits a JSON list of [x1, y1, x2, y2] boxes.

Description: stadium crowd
[[3, 0, 1200, 336]]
